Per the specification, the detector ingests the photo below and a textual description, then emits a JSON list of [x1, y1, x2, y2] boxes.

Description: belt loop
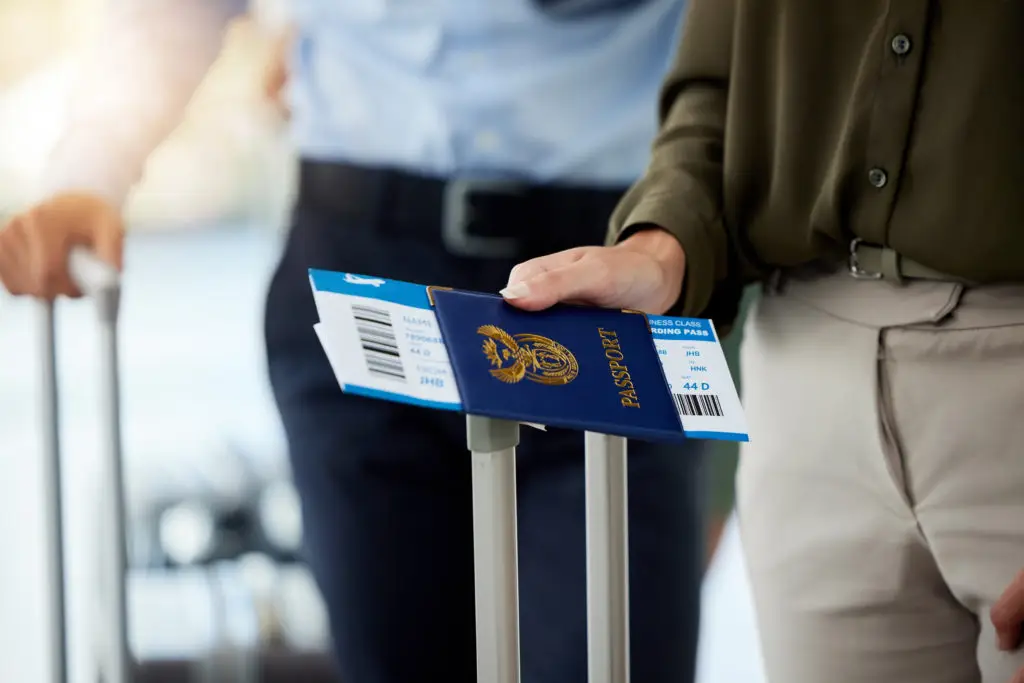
[[880, 247, 904, 284]]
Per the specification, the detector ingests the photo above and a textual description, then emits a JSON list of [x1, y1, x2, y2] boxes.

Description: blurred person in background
[[0, 1, 707, 682], [500, 1, 1024, 682]]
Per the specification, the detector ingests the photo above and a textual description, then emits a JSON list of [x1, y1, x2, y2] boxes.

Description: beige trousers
[[737, 271, 1024, 683]]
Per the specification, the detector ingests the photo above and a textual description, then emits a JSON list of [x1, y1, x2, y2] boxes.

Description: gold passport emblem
[[477, 325, 579, 386]]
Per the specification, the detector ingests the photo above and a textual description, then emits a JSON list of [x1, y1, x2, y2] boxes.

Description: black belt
[[297, 160, 627, 258]]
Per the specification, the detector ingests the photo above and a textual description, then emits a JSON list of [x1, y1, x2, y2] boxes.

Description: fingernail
[[500, 282, 530, 299]]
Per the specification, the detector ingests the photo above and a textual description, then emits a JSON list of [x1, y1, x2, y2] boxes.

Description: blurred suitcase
[[41, 248, 129, 683]]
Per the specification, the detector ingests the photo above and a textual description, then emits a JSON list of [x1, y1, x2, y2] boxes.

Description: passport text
[[598, 327, 641, 409]]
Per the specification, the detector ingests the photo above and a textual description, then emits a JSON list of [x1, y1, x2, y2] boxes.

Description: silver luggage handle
[[69, 247, 120, 299], [467, 416, 630, 683], [42, 246, 129, 683], [69, 246, 121, 323]]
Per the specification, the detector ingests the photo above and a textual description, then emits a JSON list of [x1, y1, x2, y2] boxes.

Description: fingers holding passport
[[501, 228, 687, 315], [500, 247, 604, 310]]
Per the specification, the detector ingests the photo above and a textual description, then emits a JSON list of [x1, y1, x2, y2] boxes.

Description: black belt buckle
[[442, 178, 525, 258]]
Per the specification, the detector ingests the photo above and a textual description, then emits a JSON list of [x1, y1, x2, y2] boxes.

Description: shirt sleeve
[[43, 0, 248, 208], [607, 0, 735, 319]]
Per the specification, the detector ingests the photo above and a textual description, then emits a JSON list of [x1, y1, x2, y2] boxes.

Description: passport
[[430, 288, 687, 443]]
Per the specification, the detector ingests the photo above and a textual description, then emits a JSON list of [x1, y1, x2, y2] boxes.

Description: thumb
[[992, 569, 1024, 651], [501, 257, 612, 311]]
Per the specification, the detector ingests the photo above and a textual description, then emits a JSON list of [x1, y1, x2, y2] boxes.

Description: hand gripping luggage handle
[[41, 246, 129, 683]]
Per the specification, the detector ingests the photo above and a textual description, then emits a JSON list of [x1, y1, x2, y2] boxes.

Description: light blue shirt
[[46, 0, 686, 205]]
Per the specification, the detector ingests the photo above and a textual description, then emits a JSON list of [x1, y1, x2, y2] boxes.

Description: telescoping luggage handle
[[41, 246, 130, 683], [467, 416, 630, 683]]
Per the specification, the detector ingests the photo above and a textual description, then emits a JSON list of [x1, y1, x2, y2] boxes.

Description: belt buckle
[[848, 238, 882, 280], [442, 178, 525, 259]]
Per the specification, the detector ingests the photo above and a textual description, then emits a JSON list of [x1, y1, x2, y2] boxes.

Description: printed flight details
[[310, 271, 462, 411], [647, 316, 749, 441]]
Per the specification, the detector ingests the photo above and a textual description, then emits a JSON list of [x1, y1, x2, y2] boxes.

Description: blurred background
[[0, 0, 759, 681]]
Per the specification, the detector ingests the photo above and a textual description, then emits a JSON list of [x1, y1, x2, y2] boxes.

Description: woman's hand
[[500, 228, 686, 315]]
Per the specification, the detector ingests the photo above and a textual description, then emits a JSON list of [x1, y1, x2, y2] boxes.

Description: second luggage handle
[[42, 246, 130, 683], [68, 246, 121, 320]]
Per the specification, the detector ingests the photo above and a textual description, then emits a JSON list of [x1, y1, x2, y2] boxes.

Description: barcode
[[352, 304, 406, 382], [673, 393, 724, 418]]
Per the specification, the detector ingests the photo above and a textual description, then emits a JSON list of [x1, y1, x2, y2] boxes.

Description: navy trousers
[[263, 198, 706, 683]]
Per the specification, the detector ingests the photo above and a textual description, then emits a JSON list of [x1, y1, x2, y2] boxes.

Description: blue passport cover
[[430, 288, 686, 443]]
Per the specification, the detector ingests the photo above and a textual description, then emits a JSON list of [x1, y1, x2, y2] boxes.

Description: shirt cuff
[[611, 192, 718, 318]]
